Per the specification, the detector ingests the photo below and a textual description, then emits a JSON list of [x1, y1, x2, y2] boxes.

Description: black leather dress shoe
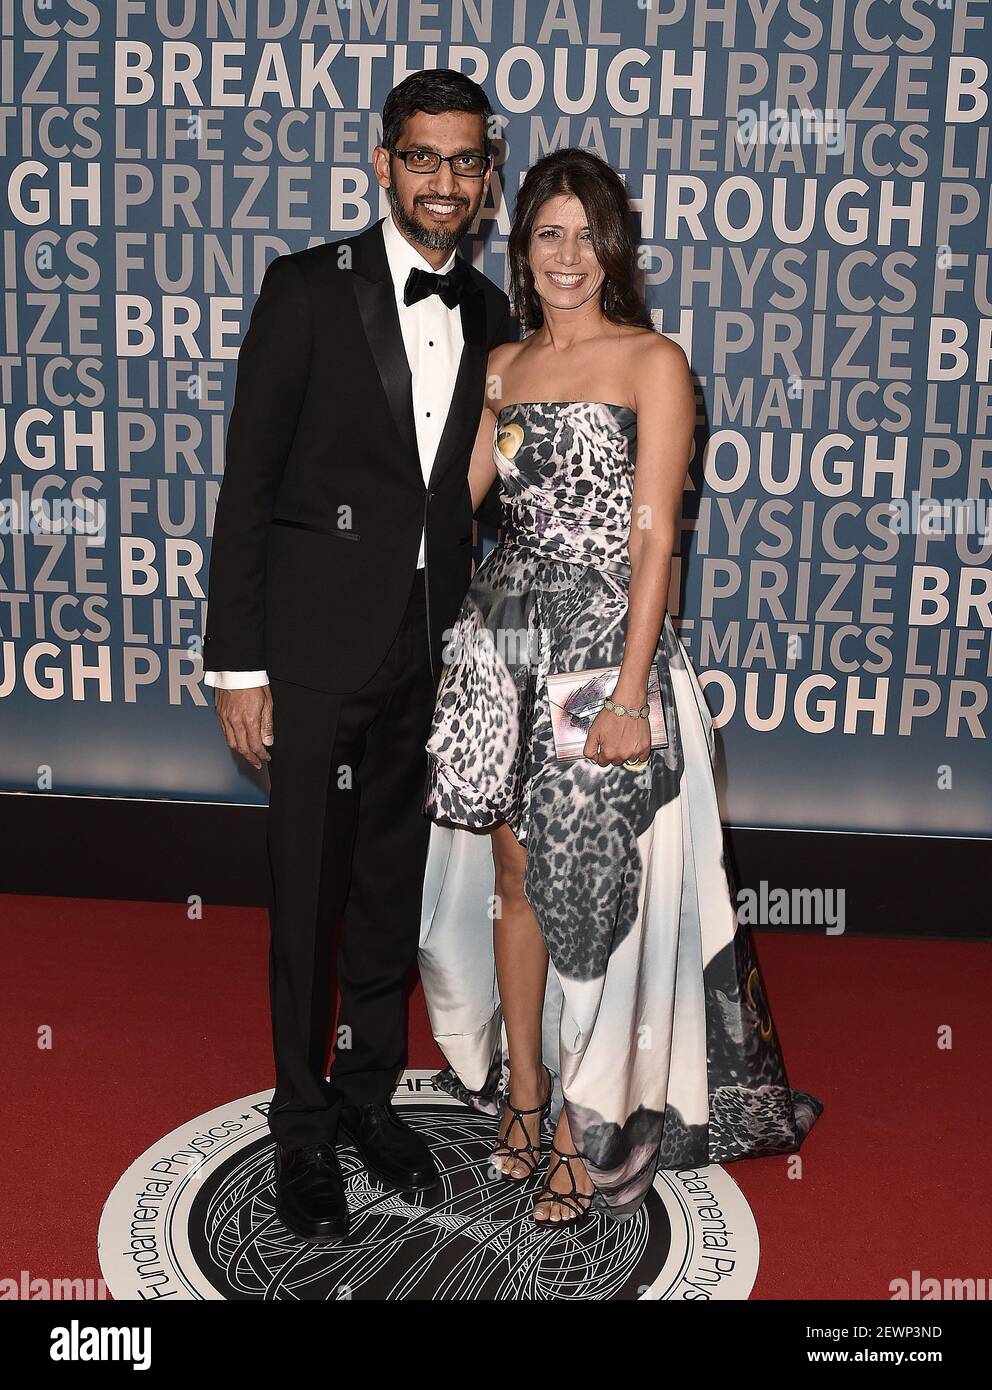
[[274, 1142, 349, 1243], [338, 1102, 440, 1192]]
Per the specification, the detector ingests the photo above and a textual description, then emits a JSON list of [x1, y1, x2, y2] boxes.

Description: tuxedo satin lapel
[[352, 274, 419, 465], [427, 281, 488, 491], [350, 222, 419, 469]]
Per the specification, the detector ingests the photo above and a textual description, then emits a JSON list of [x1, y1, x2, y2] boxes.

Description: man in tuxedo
[[203, 69, 515, 1243]]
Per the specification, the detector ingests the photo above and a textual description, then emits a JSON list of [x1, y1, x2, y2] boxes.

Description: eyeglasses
[[390, 147, 490, 178]]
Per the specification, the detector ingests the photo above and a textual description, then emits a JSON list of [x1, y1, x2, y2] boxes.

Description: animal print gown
[[419, 401, 822, 1218]]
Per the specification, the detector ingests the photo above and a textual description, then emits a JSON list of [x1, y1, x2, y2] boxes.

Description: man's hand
[[215, 686, 274, 769]]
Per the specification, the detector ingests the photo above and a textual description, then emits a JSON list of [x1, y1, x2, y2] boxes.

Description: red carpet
[[1, 892, 988, 1300]]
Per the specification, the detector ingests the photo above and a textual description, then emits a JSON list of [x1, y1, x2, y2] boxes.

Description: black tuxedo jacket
[[203, 219, 517, 693]]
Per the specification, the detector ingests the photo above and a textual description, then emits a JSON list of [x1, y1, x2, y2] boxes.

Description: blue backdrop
[[2, 0, 990, 836]]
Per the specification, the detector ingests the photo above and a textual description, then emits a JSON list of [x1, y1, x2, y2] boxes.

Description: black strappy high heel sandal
[[532, 1142, 595, 1229], [490, 1065, 553, 1182]]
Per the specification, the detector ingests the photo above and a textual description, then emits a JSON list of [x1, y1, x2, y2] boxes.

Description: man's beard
[[387, 185, 475, 252]]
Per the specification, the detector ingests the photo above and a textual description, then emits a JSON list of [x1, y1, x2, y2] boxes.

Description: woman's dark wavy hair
[[508, 148, 652, 333]]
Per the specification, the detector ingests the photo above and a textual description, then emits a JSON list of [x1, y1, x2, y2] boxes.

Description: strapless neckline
[[497, 400, 636, 418]]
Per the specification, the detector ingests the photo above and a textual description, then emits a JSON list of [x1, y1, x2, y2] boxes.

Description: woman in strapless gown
[[419, 150, 822, 1225]]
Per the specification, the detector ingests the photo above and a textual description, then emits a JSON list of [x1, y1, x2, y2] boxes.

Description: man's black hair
[[382, 68, 492, 154]]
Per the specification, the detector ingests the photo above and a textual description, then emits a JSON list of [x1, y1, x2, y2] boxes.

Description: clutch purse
[[545, 663, 668, 761]]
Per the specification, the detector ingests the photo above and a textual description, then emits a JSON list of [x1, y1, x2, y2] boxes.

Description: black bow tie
[[403, 262, 469, 310]]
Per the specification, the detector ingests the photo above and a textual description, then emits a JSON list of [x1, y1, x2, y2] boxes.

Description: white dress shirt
[[205, 214, 465, 690]]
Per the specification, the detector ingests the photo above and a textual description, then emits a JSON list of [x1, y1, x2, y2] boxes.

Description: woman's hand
[[583, 702, 651, 767]]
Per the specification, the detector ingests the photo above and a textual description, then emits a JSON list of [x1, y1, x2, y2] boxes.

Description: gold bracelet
[[603, 696, 650, 720]]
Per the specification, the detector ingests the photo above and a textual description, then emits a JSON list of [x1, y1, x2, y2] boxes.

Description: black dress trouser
[[264, 568, 436, 1148]]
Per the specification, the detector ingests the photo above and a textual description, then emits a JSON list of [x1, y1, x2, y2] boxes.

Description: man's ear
[[372, 145, 392, 191]]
